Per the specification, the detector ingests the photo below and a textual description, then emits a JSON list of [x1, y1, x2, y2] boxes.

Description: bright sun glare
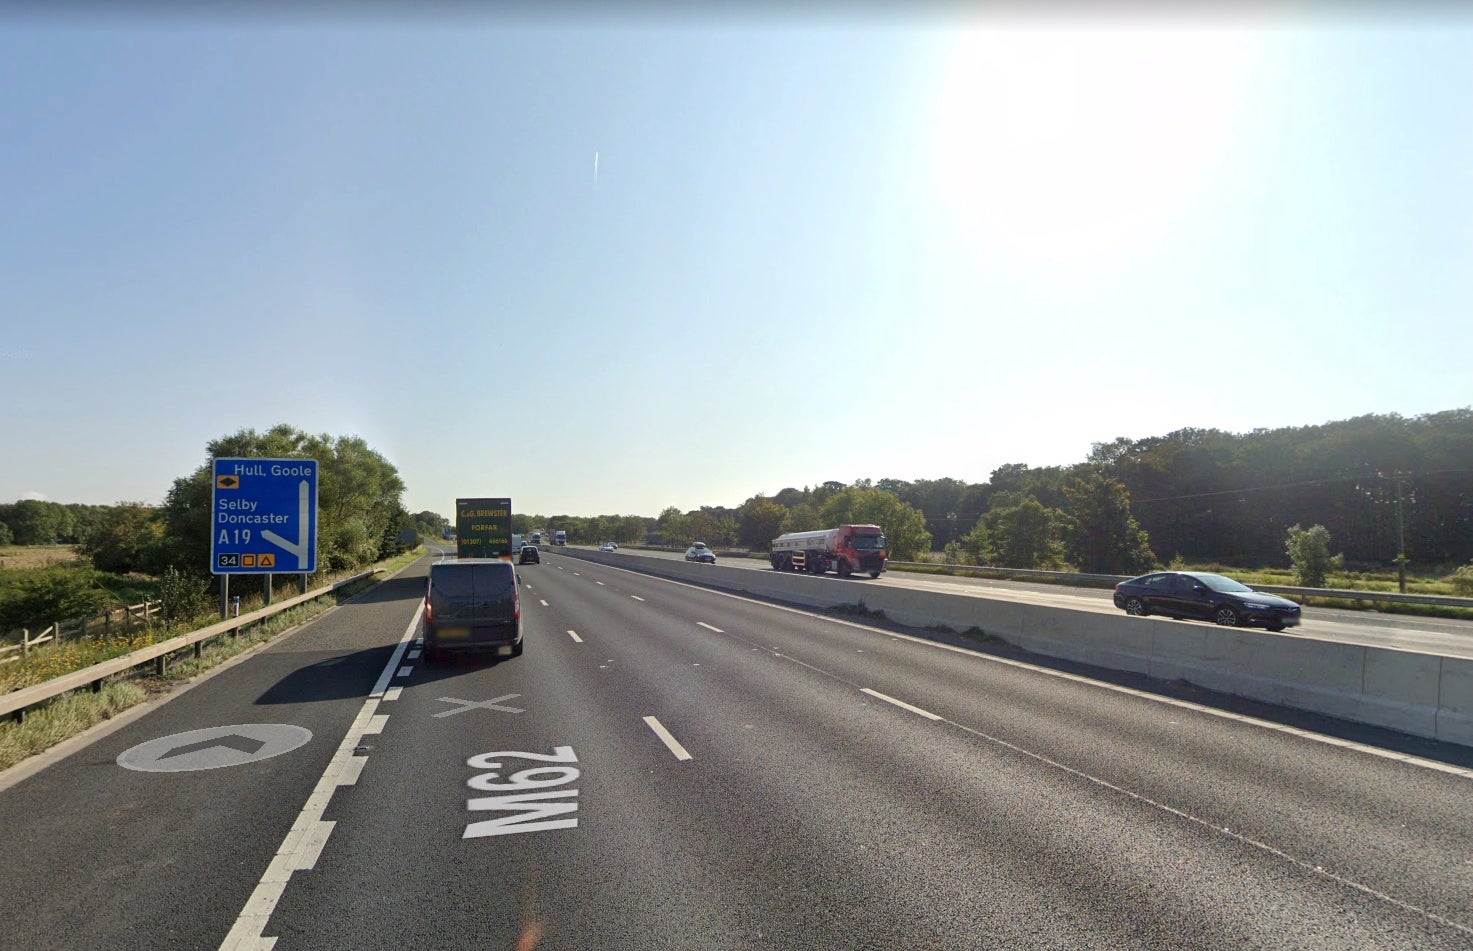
[[932, 23, 1262, 275]]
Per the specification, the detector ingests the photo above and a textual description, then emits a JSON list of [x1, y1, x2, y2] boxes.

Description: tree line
[[503, 409, 1473, 576]]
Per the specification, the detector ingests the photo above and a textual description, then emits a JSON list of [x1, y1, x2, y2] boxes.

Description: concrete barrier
[[555, 548, 1472, 746]]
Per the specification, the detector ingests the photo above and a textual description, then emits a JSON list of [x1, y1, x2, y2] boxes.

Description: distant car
[[1113, 571, 1302, 632], [599, 542, 617, 552], [685, 542, 716, 564], [519, 545, 540, 564]]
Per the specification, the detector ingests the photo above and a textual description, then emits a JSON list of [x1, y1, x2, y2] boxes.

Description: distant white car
[[685, 542, 715, 564], [599, 543, 617, 552]]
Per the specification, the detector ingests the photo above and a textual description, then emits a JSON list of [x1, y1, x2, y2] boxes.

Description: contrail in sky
[[594, 151, 599, 181]]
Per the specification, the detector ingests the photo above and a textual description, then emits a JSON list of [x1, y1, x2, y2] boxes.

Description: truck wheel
[[870, 571, 881, 579], [837, 560, 851, 578]]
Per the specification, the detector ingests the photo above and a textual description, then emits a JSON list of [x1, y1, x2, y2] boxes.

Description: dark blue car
[[1112, 571, 1302, 632]]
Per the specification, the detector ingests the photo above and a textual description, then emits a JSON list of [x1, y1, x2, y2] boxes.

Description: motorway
[[611, 547, 1473, 660], [2, 549, 1471, 950]]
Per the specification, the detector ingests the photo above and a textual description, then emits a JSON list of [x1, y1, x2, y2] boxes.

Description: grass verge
[[0, 548, 423, 773]]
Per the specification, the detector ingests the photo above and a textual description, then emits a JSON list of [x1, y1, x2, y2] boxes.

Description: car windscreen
[[1195, 573, 1252, 593], [852, 534, 886, 550]]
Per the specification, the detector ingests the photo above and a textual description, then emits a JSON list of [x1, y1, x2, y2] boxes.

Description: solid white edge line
[[567, 630, 583, 643], [862, 688, 942, 721], [697, 622, 724, 633], [554, 554, 1473, 781], [220, 603, 422, 949], [642, 716, 693, 761]]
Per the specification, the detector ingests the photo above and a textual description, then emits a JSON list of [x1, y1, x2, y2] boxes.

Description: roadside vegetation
[[0, 546, 422, 773]]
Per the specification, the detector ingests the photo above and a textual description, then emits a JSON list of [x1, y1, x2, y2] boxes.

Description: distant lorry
[[769, 524, 888, 578], [456, 497, 513, 560], [554, 530, 567, 546], [531, 532, 542, 545]]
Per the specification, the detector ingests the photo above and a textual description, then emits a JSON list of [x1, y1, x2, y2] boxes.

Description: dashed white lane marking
[[539, 599, 549, 607], [407, 649, 421, 660], [697, 622, 724, 633], [220, 604, 421, 950], [395, 666, 412, 678], [568, 556, 1473, 781], [382, 687, 403, 702], [642, 716, 693, 761], [862, 688, 942, 721], [594, 581, 604, 586], [567, 630, 583, 643], [630, 595, 645, 602]]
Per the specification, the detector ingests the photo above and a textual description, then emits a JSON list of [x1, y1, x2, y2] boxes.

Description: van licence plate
[[435, 627, 468, 640]]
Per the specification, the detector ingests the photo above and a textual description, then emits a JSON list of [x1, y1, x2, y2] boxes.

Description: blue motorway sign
[[211, 458, 319, 574]]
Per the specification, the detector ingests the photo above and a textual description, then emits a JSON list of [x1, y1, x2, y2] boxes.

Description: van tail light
[[514, 595, 521, 621], [424, 597, 433, 621]]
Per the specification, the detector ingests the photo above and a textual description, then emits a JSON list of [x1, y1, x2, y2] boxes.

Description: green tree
[[0, 521, 13, 546], [9, 499, 68, 545], [157, 566, 212, 623], [1062, 469, 1156, 574], [737, 495, 787, 550], [1285, 523, 1343, 588], [79, 502, 166, 574], [818, 487, 931, 560], [411, 510, 450, 539], [0, 565, 110, 633], [779, 502, 822, 535], [655, 507, 687, 547], [685, 508, 736, 547], [984, 497, 1069, 569], [156, 425, 407, 576], [960, 520, 990, 565]]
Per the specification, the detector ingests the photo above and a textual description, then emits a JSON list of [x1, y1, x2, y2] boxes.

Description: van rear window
[[431, 564, 515, 599]]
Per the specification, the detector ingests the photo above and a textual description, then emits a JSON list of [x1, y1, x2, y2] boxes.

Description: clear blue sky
[[3, 5, 1471, 520]]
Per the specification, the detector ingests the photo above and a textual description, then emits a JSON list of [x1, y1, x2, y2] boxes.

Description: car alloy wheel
[[1213, 606, 1240, 627], [1124, 597, 1147, 616]]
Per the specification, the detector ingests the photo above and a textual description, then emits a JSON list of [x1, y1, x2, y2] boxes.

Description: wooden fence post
[[21, 629, 29, 658]]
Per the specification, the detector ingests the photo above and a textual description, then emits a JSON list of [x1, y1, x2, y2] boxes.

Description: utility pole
[[1394, 477, 1407, 594]]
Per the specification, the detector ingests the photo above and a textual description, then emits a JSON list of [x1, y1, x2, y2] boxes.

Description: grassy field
[[0, 545, 83, 570], [0, 546, 426, 773]]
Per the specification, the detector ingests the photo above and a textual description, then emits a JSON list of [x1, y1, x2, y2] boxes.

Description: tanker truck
[[769, 524, 888, 578]]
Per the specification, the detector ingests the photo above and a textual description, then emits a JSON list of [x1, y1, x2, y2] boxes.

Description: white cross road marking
[[567, 630, 583, 643], [434, 694, 526, 717], [862, 688, 942, 720], [643, 716, 693, 761]]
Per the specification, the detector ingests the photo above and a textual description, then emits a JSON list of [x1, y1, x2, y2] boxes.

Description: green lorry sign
[[455, 497, 512, 559]]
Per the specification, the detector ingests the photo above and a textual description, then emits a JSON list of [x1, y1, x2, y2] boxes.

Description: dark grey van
[[423, 559, 523, 662]]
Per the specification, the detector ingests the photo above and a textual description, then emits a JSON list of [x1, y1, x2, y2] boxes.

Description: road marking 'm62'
[[463, 746, 580, 839]]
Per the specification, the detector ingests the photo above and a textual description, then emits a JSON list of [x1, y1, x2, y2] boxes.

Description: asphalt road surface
[[1, 551, 1470, 950], [605, 546, 1473, 660]]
